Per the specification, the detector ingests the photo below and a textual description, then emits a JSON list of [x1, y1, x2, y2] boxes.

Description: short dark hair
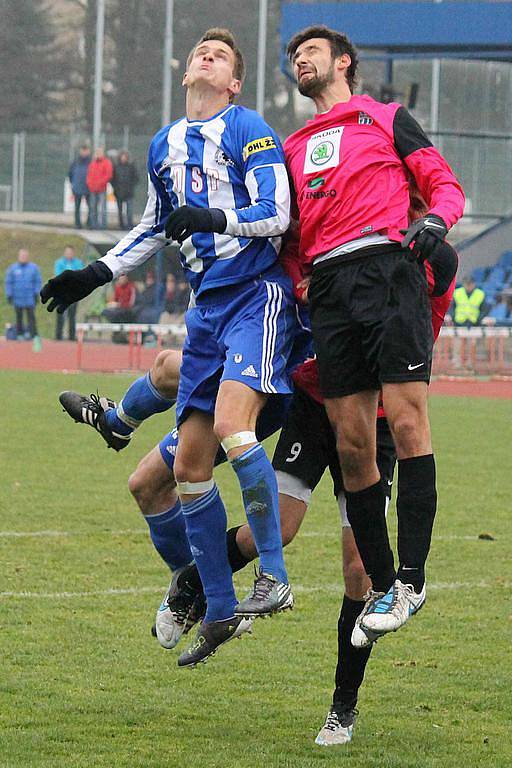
[[187, 28, 245, 84], [286, 25, 359, 93]]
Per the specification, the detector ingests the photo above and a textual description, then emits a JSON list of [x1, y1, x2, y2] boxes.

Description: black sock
[[396, 454, 437, 592], [177, 526, 253, 593], [177, 562, 203, 592], [333, 595, 374, 710], [345, 481, 396, 593], [226, 525, 253, 573]]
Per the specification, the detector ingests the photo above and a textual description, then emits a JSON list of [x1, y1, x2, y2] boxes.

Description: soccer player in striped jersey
[[41, 29, 301, 666]]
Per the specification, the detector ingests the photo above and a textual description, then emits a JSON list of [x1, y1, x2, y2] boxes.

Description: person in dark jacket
[[112, 150, 139, 229], [5, 248, 42, 338], [68, 146, 91, 228]]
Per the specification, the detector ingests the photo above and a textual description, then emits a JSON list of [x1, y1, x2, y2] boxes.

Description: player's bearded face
[[297, 59, 336, 97], [293, 40, 336, 98]]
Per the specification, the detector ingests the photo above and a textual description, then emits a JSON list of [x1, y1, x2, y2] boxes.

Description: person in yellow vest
[[453, 277, 486, 327], [451, 277, 486, 368]]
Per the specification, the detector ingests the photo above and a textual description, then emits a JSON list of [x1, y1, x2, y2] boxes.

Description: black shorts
[[272, 387, 396, 498], [309, 248, 434, 398]]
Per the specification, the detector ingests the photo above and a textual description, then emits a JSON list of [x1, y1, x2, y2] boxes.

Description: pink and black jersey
[[283, 94, 465, 269]]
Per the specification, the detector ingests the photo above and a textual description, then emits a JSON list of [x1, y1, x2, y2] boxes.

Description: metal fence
[[1, 129, 511, 219], [433, 327, 512, 376]]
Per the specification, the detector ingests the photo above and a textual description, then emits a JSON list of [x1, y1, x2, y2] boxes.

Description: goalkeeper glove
[[165, 206, 227, 243], [400, 214, 448, 262], [40, 261, 113, 313]]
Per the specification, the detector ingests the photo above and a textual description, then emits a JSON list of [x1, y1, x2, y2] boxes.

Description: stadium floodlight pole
[[161, 0, 174, 126], [92, 0, 105, 151], [256, 0, 268, 116], [431, 58, 441, 149]]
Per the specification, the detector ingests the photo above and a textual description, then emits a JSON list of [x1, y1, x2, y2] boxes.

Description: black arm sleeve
[[393, 107, 433, 160]]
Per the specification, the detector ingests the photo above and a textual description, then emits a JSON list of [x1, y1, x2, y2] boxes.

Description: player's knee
[[338, 440, 370, 479], [150, 349, 180, 398], [128, 465, 149, 508], [391, 412, 427, 453], [173, 455, 210, 486]]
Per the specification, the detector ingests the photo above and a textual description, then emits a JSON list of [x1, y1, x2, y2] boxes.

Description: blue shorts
[[159, 393, 293, 471], [176, 265, 298, 427]]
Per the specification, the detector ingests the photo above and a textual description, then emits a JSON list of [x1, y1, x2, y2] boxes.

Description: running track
[[1, 338, 511, 398]]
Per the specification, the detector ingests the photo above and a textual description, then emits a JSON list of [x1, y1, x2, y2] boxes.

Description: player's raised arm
[[223, 112, 290, 237]]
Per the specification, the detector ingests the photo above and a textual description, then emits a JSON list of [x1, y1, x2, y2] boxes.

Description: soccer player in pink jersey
[[283, 25, 465, 649]]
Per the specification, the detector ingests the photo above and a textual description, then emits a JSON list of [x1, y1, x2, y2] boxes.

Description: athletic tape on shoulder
[[220, 431, 257, 454], [176, 478, 215, 495]]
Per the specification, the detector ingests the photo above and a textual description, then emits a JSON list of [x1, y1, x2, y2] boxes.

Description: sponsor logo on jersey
[[358, 112, 373, 125], [310, 141, 334, 166], [303, 188, 337, 200], [360, 225, 373, 234], [242, 136, 277, 161], [303, 126, 344, 174], [241, 364, 258, 378], [307, 177, 325, 189], [215, 148, 235, 167]]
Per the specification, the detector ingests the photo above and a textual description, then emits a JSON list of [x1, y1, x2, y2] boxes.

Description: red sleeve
[[430, 276, 456, 341], [279, 220, 308, 303]]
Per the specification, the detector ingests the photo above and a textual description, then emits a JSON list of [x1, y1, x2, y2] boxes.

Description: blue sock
[[105, 372, 175, 436], [231, 444, 287, 583], [182, 485, 237, 622], [144, 499, 193, 571]]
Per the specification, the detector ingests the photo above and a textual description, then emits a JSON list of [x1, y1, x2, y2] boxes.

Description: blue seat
[[499, 251, 512, 268], [488, 302, 509, 321], [489, 266, 506, 282], [471, 266, 486, 283]]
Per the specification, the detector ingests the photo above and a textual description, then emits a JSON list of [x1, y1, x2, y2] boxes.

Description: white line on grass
[[0, 580, 508, 601], [0, 529, 495, 542]]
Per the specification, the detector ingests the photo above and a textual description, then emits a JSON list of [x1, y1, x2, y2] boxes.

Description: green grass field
[[1, 369, 510, 767]]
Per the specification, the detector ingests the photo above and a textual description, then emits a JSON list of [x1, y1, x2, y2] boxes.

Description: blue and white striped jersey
[[101, 104, 290, 297]]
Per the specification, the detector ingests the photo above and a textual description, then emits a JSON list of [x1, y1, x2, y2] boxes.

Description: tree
[[0, 0, 60, 132]]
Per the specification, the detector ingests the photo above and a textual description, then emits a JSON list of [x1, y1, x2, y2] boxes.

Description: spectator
[[68, 145, 91, 229], [112, 150, 139, 229], [86, 147, 113, 229], [53, 245, 84, 340], [102, 274, 137, 323], [5, 248, 42, 339], [134, 271, 164, 324], [453, 277, 486, 327], [174, 278, 191, 313], [160, 272, 188, 324]]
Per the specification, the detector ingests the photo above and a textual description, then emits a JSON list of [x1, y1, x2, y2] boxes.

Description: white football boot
[[360, 579, 426, 635]]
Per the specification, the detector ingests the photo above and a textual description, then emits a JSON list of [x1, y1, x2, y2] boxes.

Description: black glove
[[400, 214, 448, 262], [427, 240, 459, 297], [164, 205, 227, 243], [40, 261, 113, 313]]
